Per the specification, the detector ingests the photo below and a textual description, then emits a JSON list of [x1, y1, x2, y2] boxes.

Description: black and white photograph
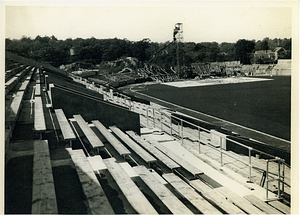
[[2, 1, 299, 214]]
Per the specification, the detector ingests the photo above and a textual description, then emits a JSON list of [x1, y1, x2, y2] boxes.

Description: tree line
[[5, 35, 291, 68]]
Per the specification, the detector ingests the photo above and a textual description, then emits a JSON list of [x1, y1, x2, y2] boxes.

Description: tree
[[235, 39, 255, 64], [261, 40, 269, 50]]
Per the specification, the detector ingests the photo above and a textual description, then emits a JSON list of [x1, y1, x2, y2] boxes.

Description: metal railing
[[69, 73, 290, 201], [144, 106, 290, 200]]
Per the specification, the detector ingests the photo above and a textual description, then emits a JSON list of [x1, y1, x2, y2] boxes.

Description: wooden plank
[[6, 91, 24, 122], [151, 170, 168, 185], [110, 126, 157, 163], [149, 138, 203, 176], [32, 140, 58, 214], [69, 149, 114, 214], [73, 115, 104, 149], [215, 187, 265, 214], [268, 200, 290, 214], [133, 165, 193, 214], [163, 173, 222, 214], [35, 83, 41, 96], [103, 158, 158, 214], [34, 96, 46, 131], [190, 179, 246, 214], [19, 80, 30, 91], [126, 131, 180, 169], [54, 109, 76, 141], [91, 120, 130, 156], [243, 195, 283, 214], [87, 155, 107, 171], [119, 162, 139, 178]]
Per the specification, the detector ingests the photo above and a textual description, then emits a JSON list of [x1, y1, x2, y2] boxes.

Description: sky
[[3, 1, 296, 43]]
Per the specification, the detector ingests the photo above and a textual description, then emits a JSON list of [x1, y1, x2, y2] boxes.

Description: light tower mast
[[173, 23, 183, 76]]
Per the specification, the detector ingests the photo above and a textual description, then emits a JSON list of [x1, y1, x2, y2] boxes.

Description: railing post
[[248, 147, 252, 182], [160, 111, 162, 130], [278, 159, 281, 198], [282, 160, 285, 194], [181, 119, 183, 144], [170, 115, 173, 135], [198, 127, 201, 154], [146, 108, 149, 127], [220, 136, 223, 166], [153, 108, 155, 128], [266, 160, 269, 199]]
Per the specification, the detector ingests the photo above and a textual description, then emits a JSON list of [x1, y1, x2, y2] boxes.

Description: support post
[[181, 120, 183, 144], [146, 108, 149, 127], [282, 160, 285, 194], [153, 108, 155, 128], [160, 112, 162, 130], [278, 160, 281, 198], [266, 160, 269, 199], [248, 147, 252, 182], [198, 127, 201, 154], [170, 116, 172, 135], [220, 136, 223, 166]]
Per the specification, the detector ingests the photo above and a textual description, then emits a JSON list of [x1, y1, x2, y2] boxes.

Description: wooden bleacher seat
[[73, 115, 104, 152], [32, 140, 58, 214], [147, 137, 203, 176], [119, 162, 139, 178], [68, 149, 114, 214], [110, 126, 157, 164], [162, 173, 222, 214], [103, 158, 158, 214], [34, 96, 46, 139], [19, 80, 30, 92], [54, 109, 76, 145], [35, 83, 41, 97], [215, 187, 265, 214], [243, 195, 283, 214], [133, 165, 193, 214], [6, 91, 25, 131], [268, 200, 290, 214], [87, 155, 107, 171], [190, 179, 246, 214], [91, 120, 131, 157], [126, 130, 180, 170]]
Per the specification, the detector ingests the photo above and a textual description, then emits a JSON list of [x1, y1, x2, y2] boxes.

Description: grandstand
[[5, 52, 291, 214]]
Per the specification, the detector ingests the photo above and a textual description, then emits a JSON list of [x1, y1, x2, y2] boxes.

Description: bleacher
[[32, 140, 58, 214], [5, 54, 291, 214]]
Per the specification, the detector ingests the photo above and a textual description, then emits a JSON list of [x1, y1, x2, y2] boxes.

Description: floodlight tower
[[173, 23, 183, 76]]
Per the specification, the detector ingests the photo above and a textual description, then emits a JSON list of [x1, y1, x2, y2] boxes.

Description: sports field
[[141, 76, 291, 141]]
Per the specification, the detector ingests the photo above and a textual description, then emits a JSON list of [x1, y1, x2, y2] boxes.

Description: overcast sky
[[4, 1, 295, 43]]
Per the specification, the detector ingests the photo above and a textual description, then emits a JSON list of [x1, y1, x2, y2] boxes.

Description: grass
[[143, 76, 291, 140]]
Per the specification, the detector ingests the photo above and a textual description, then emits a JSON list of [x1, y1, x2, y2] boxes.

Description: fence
[[144, 106, 290, 201]]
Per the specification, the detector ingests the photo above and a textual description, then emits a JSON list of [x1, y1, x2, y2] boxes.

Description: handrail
[[69, 73, 290, 200]]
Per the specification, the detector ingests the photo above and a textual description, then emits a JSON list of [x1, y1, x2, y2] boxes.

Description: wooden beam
[[243, 195, 283, 214], [110, 126, 157, 163], [163, 173, 222, 214], [133, 165, 193, 214], [34, 96, 46, 132], [55, 109, 76, 141], [149, 138, 203, 176], [91, 120, 130, 156], [103, 158, 158, 214], [215, 187, 265, 214], [268, 200, 290, 214], [126, 131, 180, 170], [69, 149, 114, 214], [190, 179, 246, 214], [32, 140, 58, 214], [73, 115, 104, 149]]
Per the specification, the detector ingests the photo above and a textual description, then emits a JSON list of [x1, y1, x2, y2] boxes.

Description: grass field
[[142, 76, 291, 140]]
